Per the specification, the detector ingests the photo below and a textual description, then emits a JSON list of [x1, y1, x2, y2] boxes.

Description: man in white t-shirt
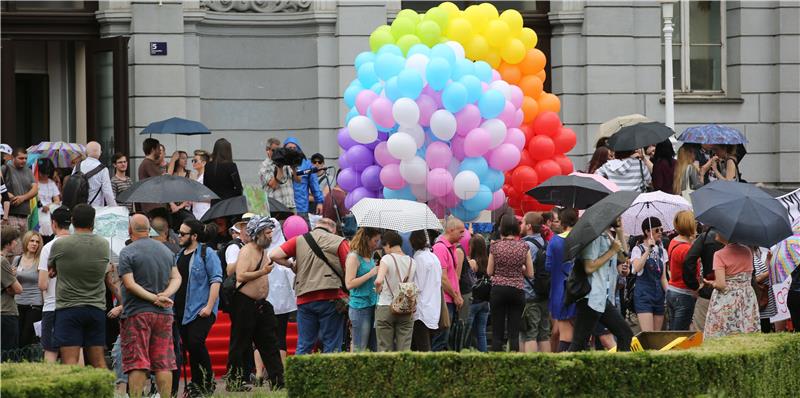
[[37, 207, 71, 363], [74, 141, 116, 208]]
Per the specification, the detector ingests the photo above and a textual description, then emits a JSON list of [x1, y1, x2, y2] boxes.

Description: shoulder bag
[[302, 232, 349, 313]]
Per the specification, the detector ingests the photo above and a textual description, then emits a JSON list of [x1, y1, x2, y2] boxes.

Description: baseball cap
[[0, 144, 11, 155]]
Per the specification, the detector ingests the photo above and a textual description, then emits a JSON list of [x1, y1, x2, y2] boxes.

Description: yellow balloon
[[447, 17, 474, 43], [438, 2, 461, 18], [465, 35, 490, 61], [464, 5, 488, 33], [500, 9, 523, 35], [485, 50, 502, 69], [520, 27, 538, 50], [485, 20, 510, 48], [501, 38, 526, 64], [478, 2, 499, 21]]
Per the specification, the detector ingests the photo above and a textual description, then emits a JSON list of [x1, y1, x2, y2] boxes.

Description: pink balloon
[[498, 101, 516, 127], [450, 135, 467, 161], [441, 191, 460, 207], [283, 215, 309, 240], [459, 228, 472, 257], [416, 94, 438, 127], [379, 163, 406, 190], [427, 168, 454, 198], [491, 70, 501, 81], [370, 97, 395, 129], [355, 90, 379, 115], [481, 82, 489, 92], [509, 86, 523, 109], [374, 141, 399, 166], [488, 189, 506, 211], [455, 104, 482, 137], [504, 127, 526, 151], [428, 199, 447, 219], [425, 142, 453, 169], [488, 143, 522, 171], [513, 109, 524, 128], [421, 86, 442, 107], [463, 128, 492, 157]]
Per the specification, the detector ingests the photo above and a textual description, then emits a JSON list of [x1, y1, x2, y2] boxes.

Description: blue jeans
[[666, 290, 696, 331], [349, 306, 377, 352], [431, 303, 456, 352], [467, 301, 490, 352], [296, 300, 345, 355]]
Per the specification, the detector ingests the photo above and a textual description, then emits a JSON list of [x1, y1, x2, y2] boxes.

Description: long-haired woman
[[466, 235, 490, 352], [344, 227, 381, 351], [14, 231, 43, 348], [203, 138, 243, 204], [673, 145, 710, 197]]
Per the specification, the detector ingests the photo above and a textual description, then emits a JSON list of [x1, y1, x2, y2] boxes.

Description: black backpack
[[523, 236, 550, 300], [218, 239, 244, 311], [62, 161, 106, 209]]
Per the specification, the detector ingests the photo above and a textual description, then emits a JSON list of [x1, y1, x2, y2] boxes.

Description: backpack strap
[[302, 232, 348, 293], [80, 162, 107, 205]]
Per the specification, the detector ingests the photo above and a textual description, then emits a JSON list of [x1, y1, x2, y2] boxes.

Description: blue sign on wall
[[150, 42, 167, 56]]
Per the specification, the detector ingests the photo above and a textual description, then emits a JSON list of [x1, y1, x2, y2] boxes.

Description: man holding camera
[[259, 138, 295, 214], [283, 138, 324, 223]]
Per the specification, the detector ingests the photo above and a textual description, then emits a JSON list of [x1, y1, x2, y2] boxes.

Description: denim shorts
[[54, 306, 106, 348], [634, 284, 665, 315], [40, 311, 57, 351]]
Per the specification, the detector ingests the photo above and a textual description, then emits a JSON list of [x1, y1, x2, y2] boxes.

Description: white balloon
[[447, 157, 461, 177], [489, 80, 512, 101], [347, 115, 378, 144], [399, 156, 428, 185], [445, 41, 466, 60], [387, 132, 418, 161], [400, 124, 425, 148], [405, 54, 430, 83], [482, 119, 508, 149], [392, 98, 420, 127], [430, 110, 457, 141], [453, 170, 480, 200]]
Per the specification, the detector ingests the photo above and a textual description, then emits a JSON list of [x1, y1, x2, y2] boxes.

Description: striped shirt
[[111, 175, 134, 213], [595, 158, 652, 192]]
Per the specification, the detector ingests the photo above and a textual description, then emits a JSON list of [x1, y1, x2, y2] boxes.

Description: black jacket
[[202, 161, 243, 204], [683, 229, 724, 296]]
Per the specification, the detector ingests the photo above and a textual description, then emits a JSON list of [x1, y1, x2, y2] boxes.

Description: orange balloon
[[521, 96, 539, 123], [498, 63, 522, 85], [538, 92, 561, 113], [519, 49, 547, 75], [519, 75, 544, 99], [485, 50, 502, 69], [536, 69, 546, 82]]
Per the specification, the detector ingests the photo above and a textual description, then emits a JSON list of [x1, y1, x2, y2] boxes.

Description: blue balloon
[[345, 107, 359, 124], [430, 43, 456, 66], [344, 81, 363, 108], [384, 186, 415, 200], [459, 75, 483, 104], [357, 62, 379, 87], [397, 69, 424, 99], [459, 157, 489, 179], [474, 61, 493, 83], [462, 185, 493, 212], [407, 44, 431, 58], [355, 51, 376, 70], [478, 89, 506, 119], [484, 169, 505, 192], [375, 53, 404, 81], [452, 58, 475, 80], [377, 44, 404, 57], [450, 205, 481, 222], [384, 76, 401, 102], [426, 58, 451, 91], [370, 82, 383, 94], [442, 82, 468, 113]]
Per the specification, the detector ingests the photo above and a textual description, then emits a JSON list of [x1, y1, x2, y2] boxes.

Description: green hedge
[[285, 333, 800, 397], [0, 362, 114, 398]]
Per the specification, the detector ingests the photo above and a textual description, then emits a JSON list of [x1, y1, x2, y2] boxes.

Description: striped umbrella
[[769, 225, 800, 285], [26, 141, 86, 168]]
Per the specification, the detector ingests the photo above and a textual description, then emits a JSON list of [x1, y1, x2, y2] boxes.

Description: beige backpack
[[385, 254, 419, 315]]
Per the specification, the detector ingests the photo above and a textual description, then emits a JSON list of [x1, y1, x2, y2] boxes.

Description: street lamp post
[[661, 0, 676, 131]]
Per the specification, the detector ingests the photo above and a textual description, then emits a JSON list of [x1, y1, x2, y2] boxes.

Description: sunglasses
[[312, 160, 324, 165]]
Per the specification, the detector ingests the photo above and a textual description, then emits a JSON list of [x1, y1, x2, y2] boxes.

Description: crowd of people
[[0, 133, 798, 398]]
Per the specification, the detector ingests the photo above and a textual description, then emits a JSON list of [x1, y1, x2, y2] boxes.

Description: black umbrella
[[116, 175, 219, 204], [607, 121, 674, 152], [691, 181, 792, 247], [564, 191, 640, 261], [200, 196, 292, 222], [527, 175, 614, 209]]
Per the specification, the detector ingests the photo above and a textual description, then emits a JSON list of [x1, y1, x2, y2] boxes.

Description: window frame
[[671, 0, 727, 95]]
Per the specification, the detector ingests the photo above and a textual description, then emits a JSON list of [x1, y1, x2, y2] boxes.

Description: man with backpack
[[520, 212, 551, 353], [64, 141, 116, 209]]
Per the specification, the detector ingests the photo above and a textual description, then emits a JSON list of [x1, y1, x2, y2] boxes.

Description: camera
[[272, 147, 304, 169]]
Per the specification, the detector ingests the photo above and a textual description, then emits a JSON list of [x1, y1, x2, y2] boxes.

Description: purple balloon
[[504, 127, 526, 151], [417, 94, 438, 127], [425, 142, 453, 170], [379, 163, 406, 190], [488, 143, 521, 171], [427, 168, 454, 198], [498, 101, 517, 128], [338, 128, 358, 151], [450, 135, 467, 161], [346, 187, 374, 209], [463, 128, 491, 157], [513, 109, 524, 128], [339, 152, 351, 169], [346, 144, 374, 172], [455, 104, 482, 137], [338, 167, 361, 192], [441, 191, 460, 207], [374, 141, 399, 166], [488, 189, 506, 211], [360, 165, 383, 191], [355, 90, 379, 115], [369, 97, 395, 129], [509, 86, 524, 109]]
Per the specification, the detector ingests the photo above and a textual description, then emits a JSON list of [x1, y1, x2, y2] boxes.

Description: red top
[[668, 238, 694, 290], [279, 236, 351, 305], [489, 239, 529, 290], [540, 225, 554, 242]]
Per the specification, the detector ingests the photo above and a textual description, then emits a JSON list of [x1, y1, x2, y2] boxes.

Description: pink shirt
[[713, 244, 753, 276], [433, 237, 460, 303]]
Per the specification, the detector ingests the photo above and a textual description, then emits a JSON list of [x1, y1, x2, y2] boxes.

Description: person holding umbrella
[[710, 144, 740, 182], [630, 217, 668, 332], [594, 150, 652, 193]]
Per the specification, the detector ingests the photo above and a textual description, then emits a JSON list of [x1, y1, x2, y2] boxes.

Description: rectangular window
[[663, 0, 726, 94]]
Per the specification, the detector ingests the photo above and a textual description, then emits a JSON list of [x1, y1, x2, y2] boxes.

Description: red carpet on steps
[[198, 311, 297, 378]]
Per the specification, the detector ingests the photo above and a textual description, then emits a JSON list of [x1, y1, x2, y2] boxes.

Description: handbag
[[681, 165, 694, 205], [437, 288, 451, 330], [564, 260, 591, 305], [302, 232, 349, 313]]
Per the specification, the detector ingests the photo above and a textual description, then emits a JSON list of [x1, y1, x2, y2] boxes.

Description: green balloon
[[416, 20, 441, 47], [375, 24, 391, 34], [424, 7, 449, 31], [397, 9, 421, 24], [370, 28, 395, 52], [390, 17, 416, 41], [397, 34, 422, 56]]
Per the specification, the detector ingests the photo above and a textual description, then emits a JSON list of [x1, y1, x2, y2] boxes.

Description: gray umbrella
[[564, 191, 640, 261], [116, 175, 219, 204]]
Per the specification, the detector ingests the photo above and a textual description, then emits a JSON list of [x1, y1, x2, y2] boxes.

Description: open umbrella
[[607, 122, 674, 152], [598, 114, 651, 138], [620, 191, 692, 236], [200, 195, 291, 222], [564, 191, 640, 261], [349, 198, 443, 233], [691, 181, 792, 248], [527, 174, 615, 209], [769, 225, 800, 285], [140, 117, 211, 136], [26, 141, 86, 168], [678, 125, 748, 145], [569, 172, 620, 193], [116, 175, 219, 204]]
